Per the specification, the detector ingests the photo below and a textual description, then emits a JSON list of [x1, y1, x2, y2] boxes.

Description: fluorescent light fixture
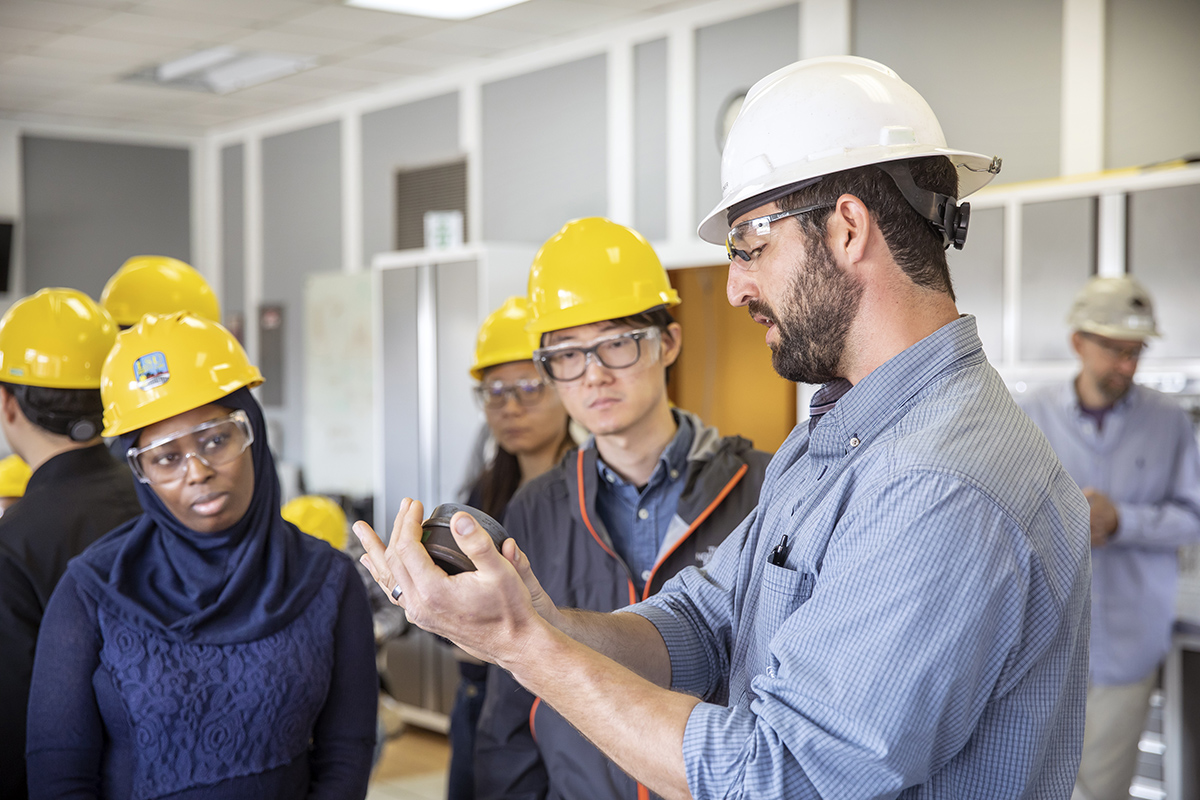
[[126, 47, 314, 94], [344, 0, 532, 20]]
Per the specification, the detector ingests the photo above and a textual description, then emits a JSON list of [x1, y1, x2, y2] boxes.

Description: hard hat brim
[[697, 146, 999, 245]]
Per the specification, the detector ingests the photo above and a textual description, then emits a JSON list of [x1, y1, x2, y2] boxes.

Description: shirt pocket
[[759, 563, 815, 679]]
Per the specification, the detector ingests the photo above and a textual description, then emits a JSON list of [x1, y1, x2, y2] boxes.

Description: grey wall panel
[[482, 55, 607, 243], [634, 38, 668, 241], [947, 207, 1004, 362], [361, 93, 460, 259], [1128, 184, 1200, 360], [695, 5, 799, 227], [221, 143, 244, 323], [21, 136, 190, 297], [853, 0, 1061, 186], [1107, 0, 1200, 170], [261, 120, 342, 466], [379, 267, 420, 537], [1019, 197, 1095, 361]]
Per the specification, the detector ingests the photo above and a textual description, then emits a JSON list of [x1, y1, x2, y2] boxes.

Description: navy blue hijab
[[74, 388, 332, 645]]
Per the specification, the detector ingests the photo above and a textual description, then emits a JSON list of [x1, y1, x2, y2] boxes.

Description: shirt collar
[[1058, 378, 1138, 419], [809, 315, 985, 457], [596, 409, 693, 489]]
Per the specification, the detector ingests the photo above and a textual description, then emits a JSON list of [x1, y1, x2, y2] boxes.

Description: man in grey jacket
[[473, 217, 770, 800]]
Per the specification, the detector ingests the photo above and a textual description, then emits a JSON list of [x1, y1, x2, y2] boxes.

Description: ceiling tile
[[0, 1, 117, 33], [478, 0, 632, 36], [0, 52, 125, 81], [400, 22, 542, 57], [0, 26, 59, 55], [32, 33, 179, 66], [276, 5, 445, 39], [131, 0, 307, 26], [228, 27, 365, 57], [341, 44, 465, 71], [75, 11, 245, 48]]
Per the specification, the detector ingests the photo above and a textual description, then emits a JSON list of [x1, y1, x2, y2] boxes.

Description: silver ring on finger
[[391, 584, 403, 602]]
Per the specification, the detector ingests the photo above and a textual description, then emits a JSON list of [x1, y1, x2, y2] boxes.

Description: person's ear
[[827, 193, 873, 265], [659, 323, 683, 368], [1070, 331, 1085, 358], [0, 387, 22, 427]]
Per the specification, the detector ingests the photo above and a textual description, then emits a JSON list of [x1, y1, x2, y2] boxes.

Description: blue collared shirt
[[630, 316, 1091, 799], [1021, 382, 1200, 685], [594, 413, 692, 594]]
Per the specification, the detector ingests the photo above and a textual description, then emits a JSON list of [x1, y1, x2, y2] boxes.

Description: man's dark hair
[[0, 382, 104, 441], [779, 156, 959, 300]]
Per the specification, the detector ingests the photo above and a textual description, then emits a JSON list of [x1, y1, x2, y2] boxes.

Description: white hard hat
[[698, 56, 1002, 246], [1068, 276, 1160, 341]]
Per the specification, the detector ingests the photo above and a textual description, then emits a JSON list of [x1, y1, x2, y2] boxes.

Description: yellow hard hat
[[101, 256, 221, 327], [0, 288, 118, 389], [281, 495, 348, 550], [100, 312, 263, 437], [526, 217, 680, 335], [0, 454, 32, 498], [470, 296, 539, 380]]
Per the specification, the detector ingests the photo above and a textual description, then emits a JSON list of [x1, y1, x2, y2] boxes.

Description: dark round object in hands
[[421, 503, 508, 574]]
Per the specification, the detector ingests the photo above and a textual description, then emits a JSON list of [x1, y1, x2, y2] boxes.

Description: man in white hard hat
[[356, 56, 1091, 798], [1022, 276, 1200, 800]]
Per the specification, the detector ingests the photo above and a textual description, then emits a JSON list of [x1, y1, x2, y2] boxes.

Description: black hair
[[0, 382, 104, 442], [476, 417, 573, 522], [779, 156, 959, 300], [605, 306, 679, 384]]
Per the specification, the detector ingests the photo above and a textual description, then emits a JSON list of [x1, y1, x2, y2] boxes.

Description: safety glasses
[[474, 378, 548, 410], [726, 202, 832, 267], [126, 410, 253, 486], [533, 326, 661, 382], [1079, 332, 1147, 362]]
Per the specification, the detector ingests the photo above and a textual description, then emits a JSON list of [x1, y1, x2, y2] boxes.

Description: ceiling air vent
[[395, 159, 468, 251], [124, 47, 314, 94]]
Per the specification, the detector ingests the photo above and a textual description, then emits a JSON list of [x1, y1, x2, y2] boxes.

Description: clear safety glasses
[[474, 378, 548, 410], [725, 202, 832, 268], [1079, 332, 1147, 363], [533, 326, 661, 382], [127, 410, 254, 486]]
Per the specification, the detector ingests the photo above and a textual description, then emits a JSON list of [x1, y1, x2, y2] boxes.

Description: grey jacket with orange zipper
[[474, 410, 770, 800]]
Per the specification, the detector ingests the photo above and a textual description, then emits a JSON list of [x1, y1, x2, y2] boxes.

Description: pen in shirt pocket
[[768, 534, 790, 566]]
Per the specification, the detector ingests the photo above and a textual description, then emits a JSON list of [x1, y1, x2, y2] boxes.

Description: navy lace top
[[27, 558, 376, 799]]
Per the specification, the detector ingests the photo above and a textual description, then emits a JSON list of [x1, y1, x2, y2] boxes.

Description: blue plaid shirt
[[1021, 382, 1200, 685], [594, 412, 692, 594], [631, 316, 1091, 798]]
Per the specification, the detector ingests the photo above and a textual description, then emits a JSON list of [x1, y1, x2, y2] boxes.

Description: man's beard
[[748, 234, 863, 385]]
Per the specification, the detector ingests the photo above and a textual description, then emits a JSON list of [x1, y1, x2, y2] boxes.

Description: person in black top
[[0, 288, 142, 799]]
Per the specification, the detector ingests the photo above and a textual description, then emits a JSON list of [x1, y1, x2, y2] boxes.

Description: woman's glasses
[[474, 378, 548, 410], [126, 410, 254, 486]]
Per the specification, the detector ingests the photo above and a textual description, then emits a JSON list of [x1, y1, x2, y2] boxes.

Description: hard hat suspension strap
[[874, 161, 971, 251]]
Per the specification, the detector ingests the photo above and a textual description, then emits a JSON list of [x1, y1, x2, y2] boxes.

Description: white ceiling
[[0, 0, 708, 135]]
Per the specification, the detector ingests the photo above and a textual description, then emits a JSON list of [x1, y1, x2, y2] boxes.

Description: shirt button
[[849, 437, 860, 448], [605, 472, 615, 483], [670, 469, 679, 480], [638, 508, 649, 520], [641, 570, 652, 581], [767, 666, 777, 678]]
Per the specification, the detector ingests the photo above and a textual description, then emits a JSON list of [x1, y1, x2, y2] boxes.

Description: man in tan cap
[[1022, 275, 1200, 800]]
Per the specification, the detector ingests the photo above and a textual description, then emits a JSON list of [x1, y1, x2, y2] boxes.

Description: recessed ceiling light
[[344, 0, 532, 20], [125, 47, 315, 94]]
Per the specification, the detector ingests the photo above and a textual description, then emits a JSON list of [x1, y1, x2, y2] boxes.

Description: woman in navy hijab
[[27, 312, 377, 799]]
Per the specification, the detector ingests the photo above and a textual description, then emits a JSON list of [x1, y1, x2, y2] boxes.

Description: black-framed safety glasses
[[533, 326, 661, 382], [473, 378, 549, 410], [126, 409, 254, 486], [726, 202, 832, 267]]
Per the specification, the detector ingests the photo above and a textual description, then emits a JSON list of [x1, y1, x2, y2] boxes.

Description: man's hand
[[351, 498, 552, 666], [1083, 488, 1119, 547]]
